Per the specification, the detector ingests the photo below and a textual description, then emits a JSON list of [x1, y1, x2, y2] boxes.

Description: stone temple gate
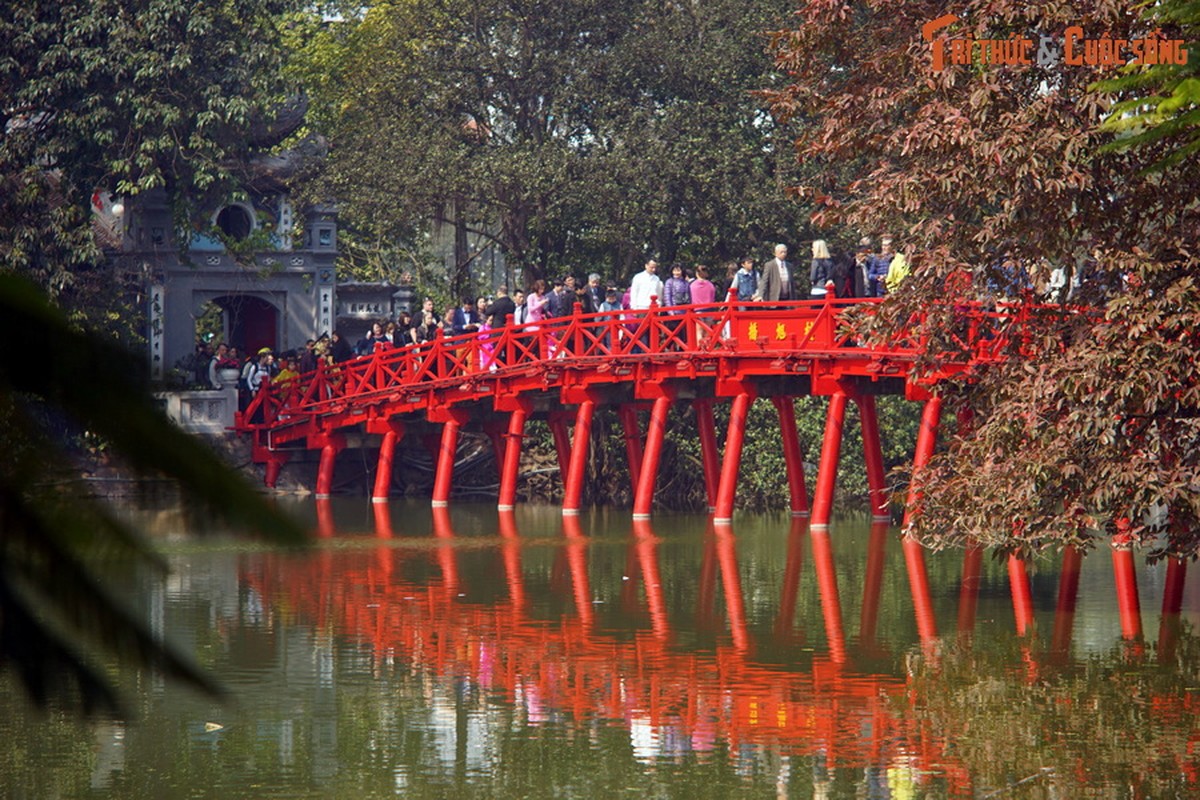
[[106, 187, 340, 383]]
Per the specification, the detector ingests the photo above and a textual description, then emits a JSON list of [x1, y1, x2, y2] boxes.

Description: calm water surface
[[2, 499, 1199, 798]]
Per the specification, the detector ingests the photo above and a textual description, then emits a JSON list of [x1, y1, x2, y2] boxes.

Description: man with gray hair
[[756, 243, 795, 302], [583, 272, 604, 314]]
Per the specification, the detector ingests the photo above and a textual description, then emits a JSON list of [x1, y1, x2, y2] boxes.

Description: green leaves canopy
[[1, 0, 297, 295], [291, 0, 807, 291]]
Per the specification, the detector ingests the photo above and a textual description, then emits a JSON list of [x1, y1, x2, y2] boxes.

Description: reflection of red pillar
[[694, 400, 720, 511], [1112, 544, 1142, 640], [432, 506, 458, 593], [315, 497, 335, 539], [773, 396, 810, 517], [1051, 546, 1083, 655], [562, 516, 594, 630], [775, 518, 807, 638], [857, 395, 890, 520], [860, 520, 890, 645], [619, 405, 644, 490], [498, 406, 528, 511], [498, 509, 519, 539], [431, 417, 463, 507], [315, 435, 346, 499], [810, 390, 849, 528], [372, 503, 393, 576], [563, 400, 595, 515], [549, 412, 572, 486], [500, 537, 526, 615], [372, 426, 404, 503], [904, 536, 937, 642], [901, 396, 941, 642], [696, 526, 719, 629], [372, 502, 393, 539], [633, 396, 672, 519], [1007, 554, 1035, 636], [1158, 557, 1187, 663], [713, 392, 753, 524], [714, 526, 750, 653], [633, 520, 669, 641], [957, 546, 983, 636], [810, 528, 846, 664]]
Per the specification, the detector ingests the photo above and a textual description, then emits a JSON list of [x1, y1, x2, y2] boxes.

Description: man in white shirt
[[629, 258, 662, 310]]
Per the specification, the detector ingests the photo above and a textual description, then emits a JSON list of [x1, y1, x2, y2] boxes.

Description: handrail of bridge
[[235, 293, 1073, 434]]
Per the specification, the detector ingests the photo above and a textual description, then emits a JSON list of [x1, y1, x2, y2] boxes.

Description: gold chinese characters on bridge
[[744, 320, 814, 348]]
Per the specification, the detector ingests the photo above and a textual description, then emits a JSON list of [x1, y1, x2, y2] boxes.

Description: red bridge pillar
[[856, 395, 890, 520], [313, 433, 346, 500], [563, 400, 595, 516], [693, 400, 720, 512], [431, 409, 470, 507], [619, 405, 644, 490], [633, 395, 672, 519], [810, 388, 849, 529], [1112, 541, 1142, 641], [713, 391, 754, 525], [901, 394, 943, 642], [369, 420, 405, 503], [772, 396, 809, 517], [548, 411, 572, 486], [498, 402, 530, 512]]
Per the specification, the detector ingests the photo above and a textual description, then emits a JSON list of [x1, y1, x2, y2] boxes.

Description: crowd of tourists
[[193, 235, 1119, 401]]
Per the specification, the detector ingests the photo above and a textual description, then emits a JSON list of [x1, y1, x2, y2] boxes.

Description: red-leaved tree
[[765, 1, 1200, 558]]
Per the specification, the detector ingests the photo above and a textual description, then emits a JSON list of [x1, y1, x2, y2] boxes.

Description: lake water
[[2, 499, 1198, 798]]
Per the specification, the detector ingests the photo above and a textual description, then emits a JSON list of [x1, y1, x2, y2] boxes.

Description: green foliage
[[289, 0, 810, 296], [1096, 0, 1200, 171], [1, 0, 299, 300]]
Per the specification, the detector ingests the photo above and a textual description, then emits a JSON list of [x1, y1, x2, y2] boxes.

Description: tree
[[290, 0, 808, 295], [1, 0, 298, 324], [1, 1, 308, 714], [765, 1, 1200, 558]]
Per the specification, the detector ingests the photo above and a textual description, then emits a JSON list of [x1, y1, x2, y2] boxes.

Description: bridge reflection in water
[[240, 501, 1200, 794]]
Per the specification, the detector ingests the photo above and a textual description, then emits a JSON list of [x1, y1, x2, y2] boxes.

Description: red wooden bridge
[[236, 294, 1041, 525]]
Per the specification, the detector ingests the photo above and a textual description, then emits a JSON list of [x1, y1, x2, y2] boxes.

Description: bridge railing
[[236, 294, 1072, 431]]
